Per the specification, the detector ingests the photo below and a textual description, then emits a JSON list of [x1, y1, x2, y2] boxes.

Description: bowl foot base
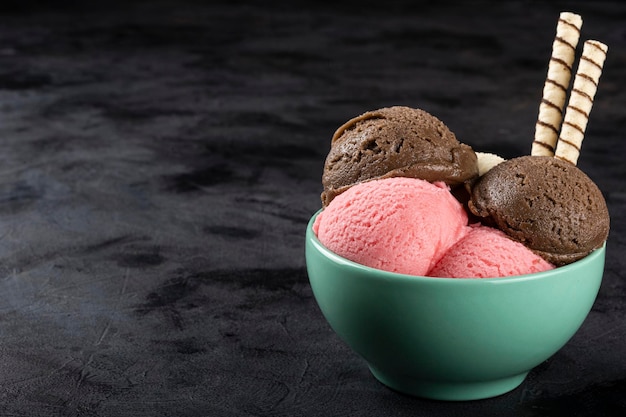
[[369, 366, 528, 401]]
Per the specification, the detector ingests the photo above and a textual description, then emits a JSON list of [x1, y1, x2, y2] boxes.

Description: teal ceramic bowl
[[305, 211, 605, 401]]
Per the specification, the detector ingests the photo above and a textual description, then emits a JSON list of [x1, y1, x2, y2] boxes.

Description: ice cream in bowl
[[305, 12, 611, 400], [306, 211, 606, 401], [305, 168, 607, 401]]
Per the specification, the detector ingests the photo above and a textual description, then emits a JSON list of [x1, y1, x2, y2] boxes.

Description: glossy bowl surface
[[305, 211, 605, 400]]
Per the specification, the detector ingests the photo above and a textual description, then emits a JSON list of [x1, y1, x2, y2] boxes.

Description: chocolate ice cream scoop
[[469, 155, 609, 266], [321, 106, 478, 206]]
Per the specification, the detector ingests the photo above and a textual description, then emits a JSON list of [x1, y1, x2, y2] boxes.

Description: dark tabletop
[[1, 0, 625, 415]]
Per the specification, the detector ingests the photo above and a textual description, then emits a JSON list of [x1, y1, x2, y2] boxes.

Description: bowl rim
[[306, 209, 606, 285]]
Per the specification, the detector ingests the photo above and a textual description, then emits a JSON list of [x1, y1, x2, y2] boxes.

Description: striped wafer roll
[[531, 12, 582, 157], [554, 40, 608, 165]]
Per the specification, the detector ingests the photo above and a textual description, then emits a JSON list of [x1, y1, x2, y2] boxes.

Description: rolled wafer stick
[[554, 40, 608, 165], [531, 12, 582, 157]]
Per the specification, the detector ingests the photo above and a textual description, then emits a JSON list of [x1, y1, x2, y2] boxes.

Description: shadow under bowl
[[305, 211, 605, 401]]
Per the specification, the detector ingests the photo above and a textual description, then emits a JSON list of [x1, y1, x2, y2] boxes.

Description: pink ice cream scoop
[[313, 177, 468, 276], [428, 225, 554, 278]]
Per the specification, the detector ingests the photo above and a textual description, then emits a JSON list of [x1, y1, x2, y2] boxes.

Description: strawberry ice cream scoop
[[428, 225, 554, 278], [313, 177, 468, 276]]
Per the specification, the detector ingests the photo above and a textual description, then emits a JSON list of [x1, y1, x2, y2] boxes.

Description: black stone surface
[[1, 1, 625, 415]]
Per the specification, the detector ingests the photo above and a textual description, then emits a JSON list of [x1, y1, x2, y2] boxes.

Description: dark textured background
[[0, 1, 625, 415]]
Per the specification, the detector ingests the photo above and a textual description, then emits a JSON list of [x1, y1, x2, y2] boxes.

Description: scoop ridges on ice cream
[[313, 177, 468, 276], [469, 155, 609, 266], [428, 225, 554, 278], [321, 106, 478, 206]]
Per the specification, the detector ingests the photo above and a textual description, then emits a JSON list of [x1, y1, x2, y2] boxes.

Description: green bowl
[[305, 210, 605, 401]]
